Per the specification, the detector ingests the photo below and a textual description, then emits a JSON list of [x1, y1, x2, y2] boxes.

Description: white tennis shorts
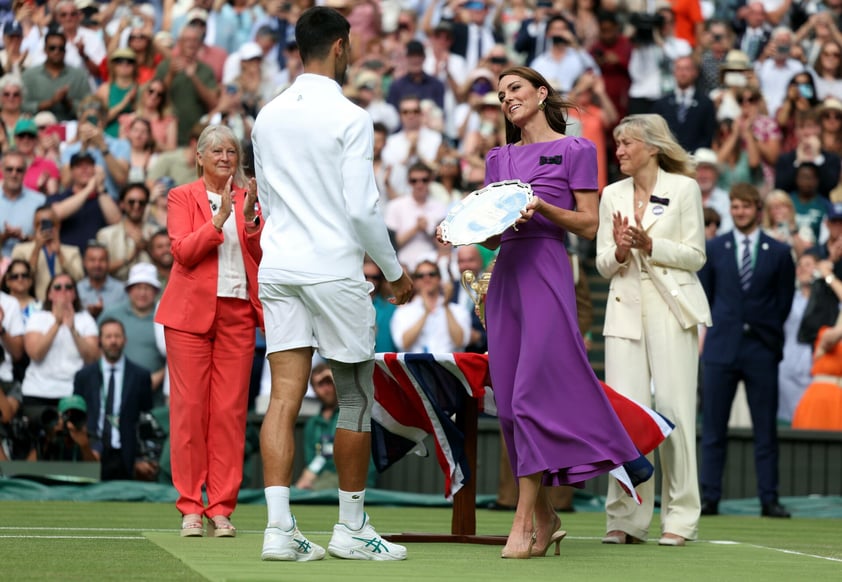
[[260, 279, 376, 363]]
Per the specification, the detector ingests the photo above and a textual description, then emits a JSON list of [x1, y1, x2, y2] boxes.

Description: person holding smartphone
[[10, 205, 84, 302]]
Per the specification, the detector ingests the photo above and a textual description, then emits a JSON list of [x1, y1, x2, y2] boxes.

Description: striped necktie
[[739, 237, 753, 291]]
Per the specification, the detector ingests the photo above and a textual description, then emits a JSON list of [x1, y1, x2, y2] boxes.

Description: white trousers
[[604, 278, 701, 541]]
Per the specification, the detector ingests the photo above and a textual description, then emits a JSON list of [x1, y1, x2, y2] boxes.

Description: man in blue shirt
[[0, 149, 45, 257]]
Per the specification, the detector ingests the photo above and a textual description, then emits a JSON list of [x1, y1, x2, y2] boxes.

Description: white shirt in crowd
[[0, 292, 24, 383], [21, 310, 98, 399], [384, 195, 448, 271], [381, 126, 443, 198], [390, 296, 471, 353]]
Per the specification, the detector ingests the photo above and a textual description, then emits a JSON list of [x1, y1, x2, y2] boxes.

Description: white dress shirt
[[99, 356, 125, 449]]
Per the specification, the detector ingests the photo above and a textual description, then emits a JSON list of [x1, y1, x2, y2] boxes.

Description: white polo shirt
[[252, 73, 403, 285]]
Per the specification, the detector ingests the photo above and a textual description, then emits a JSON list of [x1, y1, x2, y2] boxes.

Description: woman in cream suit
[[596, 114, 712, 547]]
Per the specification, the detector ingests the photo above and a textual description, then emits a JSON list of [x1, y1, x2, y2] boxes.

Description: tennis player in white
[[252, 6, 413, 562]]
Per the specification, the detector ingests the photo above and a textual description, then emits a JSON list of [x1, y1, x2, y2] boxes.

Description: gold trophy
[[460, 260, 495, 328]]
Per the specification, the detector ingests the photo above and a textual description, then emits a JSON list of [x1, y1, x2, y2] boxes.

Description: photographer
[[10, 205, 84, 302], [755, 26, 807, 116], [627, 6, 692, 115], [27, 395, 98, 462], [73, 317, 155, 481], [531, 15, 600, 93]]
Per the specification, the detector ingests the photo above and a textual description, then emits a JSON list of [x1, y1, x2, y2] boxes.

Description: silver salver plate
[[439, 180, 534, 246]]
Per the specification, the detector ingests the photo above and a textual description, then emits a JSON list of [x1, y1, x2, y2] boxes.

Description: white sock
[[265, 486, 293, 530], [338, 489, 365, 530]]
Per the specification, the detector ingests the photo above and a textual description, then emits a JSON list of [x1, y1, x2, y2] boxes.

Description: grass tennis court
[[2, 500, 840, 581]]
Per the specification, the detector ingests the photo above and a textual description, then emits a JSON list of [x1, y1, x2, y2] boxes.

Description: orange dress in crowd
[[792, 327, 842, 430]]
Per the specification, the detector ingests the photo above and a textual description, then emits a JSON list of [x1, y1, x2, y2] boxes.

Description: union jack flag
[[371, 353, 674, 500]]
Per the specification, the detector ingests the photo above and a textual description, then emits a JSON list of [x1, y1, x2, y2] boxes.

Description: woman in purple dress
[[480, 67, 644, 559]]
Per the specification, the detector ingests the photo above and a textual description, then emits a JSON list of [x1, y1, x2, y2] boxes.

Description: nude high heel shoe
[[501, 531, 536, 559], [531, 529, 567, 557]]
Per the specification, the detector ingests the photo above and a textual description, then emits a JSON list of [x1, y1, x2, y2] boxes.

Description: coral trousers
[[166, 297, 255, 518]]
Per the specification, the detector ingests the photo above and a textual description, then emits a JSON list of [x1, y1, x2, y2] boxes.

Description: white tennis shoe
[[327, 513, 407, 561], [261, 516, 326, 562]]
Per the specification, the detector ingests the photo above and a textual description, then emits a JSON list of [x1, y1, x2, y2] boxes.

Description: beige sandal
[[180, 514, 204, 537], [207, 515, 236, 538]]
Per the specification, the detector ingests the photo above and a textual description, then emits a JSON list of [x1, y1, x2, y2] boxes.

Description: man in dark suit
[[512, 0, 557, 66], [733, 2, 772, 62], [448, 1, 501, 70], [653, 56, 716, 153], [698, 183, 795, 518], [74, 317, 154, 481]]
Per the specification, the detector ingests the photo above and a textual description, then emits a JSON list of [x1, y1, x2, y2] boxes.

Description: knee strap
[[328, 359, 374, 432]]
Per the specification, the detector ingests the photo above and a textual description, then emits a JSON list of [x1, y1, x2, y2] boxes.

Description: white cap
[[239, 42, 262, 61], [186, 8, 209, 23], [33, 111, 58, 127], [126, 263, 160, 290], [693, 148, 718, 167]]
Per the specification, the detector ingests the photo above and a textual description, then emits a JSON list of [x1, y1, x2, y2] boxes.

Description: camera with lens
[[136, 412, 166, 463], [62, 407, 87, 428], [630, 12, 665, 45]]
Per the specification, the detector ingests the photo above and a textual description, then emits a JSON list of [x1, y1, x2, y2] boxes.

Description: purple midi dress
[[485, 137, 641, 486]]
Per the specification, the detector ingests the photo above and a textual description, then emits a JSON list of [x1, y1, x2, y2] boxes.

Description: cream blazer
[[596, 169, 712, 339]]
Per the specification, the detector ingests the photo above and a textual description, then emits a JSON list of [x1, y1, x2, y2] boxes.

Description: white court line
[[744, 543, 842, 563], [572, 536, 842, 563]]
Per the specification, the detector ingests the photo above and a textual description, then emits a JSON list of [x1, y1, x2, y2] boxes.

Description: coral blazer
[[155, 179, 264, 334]]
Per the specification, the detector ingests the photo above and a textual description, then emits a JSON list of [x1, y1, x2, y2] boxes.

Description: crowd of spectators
[[3, 0, 842, 477]]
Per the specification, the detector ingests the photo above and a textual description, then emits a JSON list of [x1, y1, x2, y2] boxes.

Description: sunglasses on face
[[147, 88, 163, 97], [52, 283, 75, 291], [409, 177, 430, 184], [125, 199, 148, 207], [2, 91, 20, 97], [113, 58, 135, 65], [413, 271, 439, 280], [7, 272, 31, 281], [738, 95, 760, 104], [4, 166, 25, 173], [824, 112, 842, 120], [364, 273, 383, 281], [46, 45, 66, 53]]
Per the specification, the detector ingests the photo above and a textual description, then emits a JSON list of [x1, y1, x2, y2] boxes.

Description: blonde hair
[[613, 114, 695, 177], [195, 125, 246, 187], [761, 189, 795, 231]]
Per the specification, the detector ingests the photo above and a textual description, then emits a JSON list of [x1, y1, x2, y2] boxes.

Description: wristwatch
[[826, 274, 836, 286]]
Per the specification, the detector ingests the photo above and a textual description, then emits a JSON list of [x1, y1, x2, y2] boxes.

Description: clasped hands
[[212, 176, 259, 231], [613, 211, 651, 262]]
